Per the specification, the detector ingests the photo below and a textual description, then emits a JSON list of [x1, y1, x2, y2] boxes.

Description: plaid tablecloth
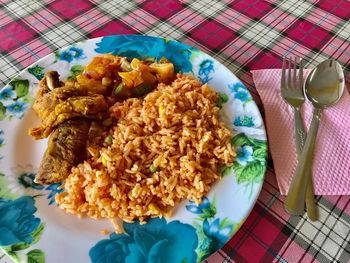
[[0, 0, 349, 262]]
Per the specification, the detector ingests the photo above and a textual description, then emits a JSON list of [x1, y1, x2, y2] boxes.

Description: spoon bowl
[[305, 59, 345, 108]]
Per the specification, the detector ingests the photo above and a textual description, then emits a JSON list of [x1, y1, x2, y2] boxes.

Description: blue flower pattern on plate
[[233, 116, 255, 127], [6, 99, 28, 119], [59, 50, 73, 63], [0, 79, 30, 120], [234, 89, 250, 102], [0, 196, 41, 246], [198, 59, 214, 83], [89, 217, 198, 263], [45, 183, 63, 205], [17, 173, 45, 191], [236, 145, 254, 166], [228, 82, 245, 93], [186, 197, 210, 214], [95, 35, 195, 73], [0, 87, 16, 101], [186, 196, 235, 261], [69, 46, 84, 59], [228, 82, 251, 103], [202, 218, 233, 252], [16, 172, 63, 205], [56, 46, 85, 63], [186, 197, 216, 219]]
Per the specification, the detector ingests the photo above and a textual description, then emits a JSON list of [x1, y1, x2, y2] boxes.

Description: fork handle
[[285, 108, 321, 215], [294, 108, 306, 155], [291, 108, 318, 220]]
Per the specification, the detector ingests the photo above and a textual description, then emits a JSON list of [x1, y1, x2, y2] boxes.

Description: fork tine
[[281, 57, 286, 89], [288, 57, 292, 89], [293, 57, 297, 89]]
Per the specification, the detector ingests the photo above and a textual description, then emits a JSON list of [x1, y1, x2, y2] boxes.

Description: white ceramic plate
[[0, 35, 267, 263]]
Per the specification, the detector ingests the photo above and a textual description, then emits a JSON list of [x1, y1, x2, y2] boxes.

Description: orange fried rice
[[55, 74, 236, 223]]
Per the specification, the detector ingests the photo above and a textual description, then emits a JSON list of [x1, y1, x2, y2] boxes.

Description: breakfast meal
[[29, 54, 236, 226]]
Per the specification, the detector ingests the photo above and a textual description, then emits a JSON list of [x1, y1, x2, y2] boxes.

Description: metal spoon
[[284, 59, 345, 215]]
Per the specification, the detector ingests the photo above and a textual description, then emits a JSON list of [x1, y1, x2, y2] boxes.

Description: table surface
[[0, 0, 349, 262]]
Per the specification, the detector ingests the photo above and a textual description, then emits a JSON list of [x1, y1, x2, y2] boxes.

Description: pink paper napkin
[[252, 69, 350, 195]]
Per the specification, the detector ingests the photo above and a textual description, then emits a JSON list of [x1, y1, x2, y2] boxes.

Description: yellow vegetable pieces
[[149, 62, 174, 84]]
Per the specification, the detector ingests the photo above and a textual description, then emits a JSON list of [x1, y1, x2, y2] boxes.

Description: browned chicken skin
[[35, 118, 91, 184], [29, 94, 107, 139]]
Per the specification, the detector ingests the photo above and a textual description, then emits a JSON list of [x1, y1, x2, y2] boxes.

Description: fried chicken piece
[[29, 94, 108, 139], [35, 118, 91, 185], [29, 71, 108, 139], [32, 86, 87, 122], [30, 71, 110, 183], [32, 72, 107, 121]]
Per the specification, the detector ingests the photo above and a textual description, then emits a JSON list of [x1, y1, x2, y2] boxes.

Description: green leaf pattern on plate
[[0, 102, 6, 121], [11, 79, 29, 98], [0, 79, 32, 119], [27, 249, 45, 263], [221, 133, 267, 196], [27, 65, 45, 81]]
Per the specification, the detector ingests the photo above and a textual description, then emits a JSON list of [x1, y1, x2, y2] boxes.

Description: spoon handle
[[284, 108, 322, 215]]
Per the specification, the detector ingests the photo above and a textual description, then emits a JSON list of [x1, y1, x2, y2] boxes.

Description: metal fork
[[281, 57, 318, 221]]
